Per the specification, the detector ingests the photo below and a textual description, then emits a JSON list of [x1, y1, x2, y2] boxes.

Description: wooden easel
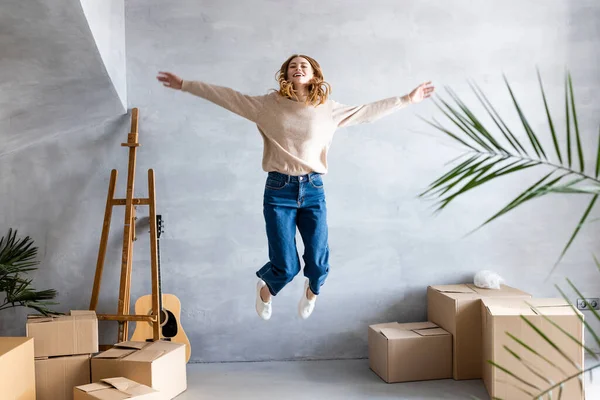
[[89, 108, 160, 348]]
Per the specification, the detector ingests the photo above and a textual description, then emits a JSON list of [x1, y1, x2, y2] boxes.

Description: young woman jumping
[[157, 54, 434, 321]]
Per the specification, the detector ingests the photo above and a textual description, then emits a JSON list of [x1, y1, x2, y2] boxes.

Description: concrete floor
[[175, 356, 600, 399]]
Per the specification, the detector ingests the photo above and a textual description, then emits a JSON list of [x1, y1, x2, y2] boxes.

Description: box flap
[[26, 315, 55, 323], [70, 310, 97, 319], [527, 298, 569, 308], [430, 284, 475, 294], [76, 382, 111, 393], [95, 348, 136, 359], [528, 299, 579, 316], [379, 327, 419, 340], [102, 377, 136, 392], [115, 341, 149, 350], [123, 349, 165, 362], [414, 327, 450, 337], [469, 283, 530, 297], [397, 321, 438, 331]]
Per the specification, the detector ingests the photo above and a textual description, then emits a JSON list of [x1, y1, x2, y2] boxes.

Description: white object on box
[[473, 270, 504, 290]]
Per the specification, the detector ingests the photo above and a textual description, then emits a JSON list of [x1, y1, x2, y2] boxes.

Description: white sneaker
[[298, 279, 317, 319], [256, 279, 272, 320]]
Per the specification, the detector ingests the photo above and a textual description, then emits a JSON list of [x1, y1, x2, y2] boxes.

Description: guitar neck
[[157, 215, 163, 312]]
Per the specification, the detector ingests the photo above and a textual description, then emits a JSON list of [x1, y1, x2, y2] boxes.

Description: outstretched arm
[[332, 81, 435, 128], [157, 71, 265, 123]]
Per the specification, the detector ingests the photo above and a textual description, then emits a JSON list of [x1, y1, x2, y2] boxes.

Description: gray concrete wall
[[0, 0, 124, 157], [0, 0, 599, 362], [80, 0, 127, 109]]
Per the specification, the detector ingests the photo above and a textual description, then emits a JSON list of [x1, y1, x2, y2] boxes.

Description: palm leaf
[[422, 71, 600, 267], [445, 87, 508, 153], [568, 73, 585, 172], [548, 195, 599, 275], [555, 284, 600, 351], [503, 74, 547, 159], [469, 80, 527, 155], [527, 301, 598, 359], [596, 125, 600, 178], [519, 314, 582, 372], [433, 98, 495, 151], [503, 345, 554, 386], [487, 360, 541, 393], [537, 68, 562, 163], [507, 332, 570, 378]]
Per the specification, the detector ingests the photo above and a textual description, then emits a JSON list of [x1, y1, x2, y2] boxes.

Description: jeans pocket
[[309, 174, 324, 189], [265, 177, 287, 190]]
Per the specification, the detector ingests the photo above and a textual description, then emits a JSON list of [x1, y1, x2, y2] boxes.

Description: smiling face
[[286, 57, 314, 88]]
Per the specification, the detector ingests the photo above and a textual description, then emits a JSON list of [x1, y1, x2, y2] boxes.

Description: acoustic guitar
[[131, 214, 191, 362]]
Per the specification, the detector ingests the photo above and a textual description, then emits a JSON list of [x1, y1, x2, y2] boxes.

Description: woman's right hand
[[157, 71, 183, 90]]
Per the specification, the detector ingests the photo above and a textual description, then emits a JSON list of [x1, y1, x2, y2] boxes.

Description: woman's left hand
[[408, 81, 435, 104]]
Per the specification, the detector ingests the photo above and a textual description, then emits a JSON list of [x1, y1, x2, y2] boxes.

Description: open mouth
[[293, 73, 304, 77]]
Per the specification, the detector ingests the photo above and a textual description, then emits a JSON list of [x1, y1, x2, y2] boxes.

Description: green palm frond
[[421, 70, 600, 269], [0, 229, 59, 316]]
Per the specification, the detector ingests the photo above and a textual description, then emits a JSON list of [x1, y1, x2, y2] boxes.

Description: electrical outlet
[[577, 298, 600, 310]]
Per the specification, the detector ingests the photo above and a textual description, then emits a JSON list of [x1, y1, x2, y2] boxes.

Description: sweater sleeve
[[331, 95, 411, 128], [181, 80, 266, 123]]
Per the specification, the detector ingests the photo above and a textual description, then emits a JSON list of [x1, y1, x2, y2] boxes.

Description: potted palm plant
[[420, 70, 600, 398], [0, 228, 58, 315]]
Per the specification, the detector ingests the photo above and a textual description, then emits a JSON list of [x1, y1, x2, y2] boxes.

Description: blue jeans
[[256, 171, 330, 296]]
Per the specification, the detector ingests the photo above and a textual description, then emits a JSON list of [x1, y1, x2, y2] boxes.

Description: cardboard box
[[26, 310, 99, 358], [74, 377, 165, 400], [482, 298, 584, 400], [91, 340, 186, 399], [427, 283, 531, 380], [0, 337, 36, 400], [36, 354, 91, 400], [368, 321, 452, 383]]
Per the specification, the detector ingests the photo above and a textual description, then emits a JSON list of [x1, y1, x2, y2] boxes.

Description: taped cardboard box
[[427, 283, 530, 380], [36, 354, 91, 400], [91, 340, 186, 399], [26, 310, 98, 358], [0, 337, 36, 400], [74, 377, 165, 400], [368, 321, 452, 383], [482, 297, 584, 400]]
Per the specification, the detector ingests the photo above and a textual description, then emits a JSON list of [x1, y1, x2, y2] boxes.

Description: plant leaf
[[487, 360, 541, 392], [537, 68, 562, 164], [549, 194, 598, 276], [568, 72, 585, 172], [555, 284, 600, 352], [504, 74, 547, 159], [527, 301, 598, 359], [596, 125, 600, 178], [469, 80, 527, 155]]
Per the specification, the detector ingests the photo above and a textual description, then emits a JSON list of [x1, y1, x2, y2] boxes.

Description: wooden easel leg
[[117, 110, 140, 343], [90, 169, 118, 311], [148, 169, 161, 341]]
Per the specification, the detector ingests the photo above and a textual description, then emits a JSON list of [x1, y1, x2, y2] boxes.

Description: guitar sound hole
[[146, 308, 179, 338]]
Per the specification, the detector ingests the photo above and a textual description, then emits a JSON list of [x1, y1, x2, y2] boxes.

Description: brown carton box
[[482, 297, 584, 400], [427, 283, 531, 380], [368, 321, 452, 383], [0, 337, 36, 400], [26, 310, 99, 358], [91, 341, 186, 399], [74, 377, 165, 400], [36, 354, 91, 400]]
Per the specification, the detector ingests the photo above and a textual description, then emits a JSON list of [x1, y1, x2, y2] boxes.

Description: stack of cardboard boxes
[[27, 310, 98, 400], [368, 283, 585, 400], [1, 310, 187, 400]]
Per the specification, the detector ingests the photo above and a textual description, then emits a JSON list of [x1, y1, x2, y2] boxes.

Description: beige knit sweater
[[181, 80, 411, 175]]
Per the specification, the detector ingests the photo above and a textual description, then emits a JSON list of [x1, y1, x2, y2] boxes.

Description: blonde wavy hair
[[275, 54, 331, 106]]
